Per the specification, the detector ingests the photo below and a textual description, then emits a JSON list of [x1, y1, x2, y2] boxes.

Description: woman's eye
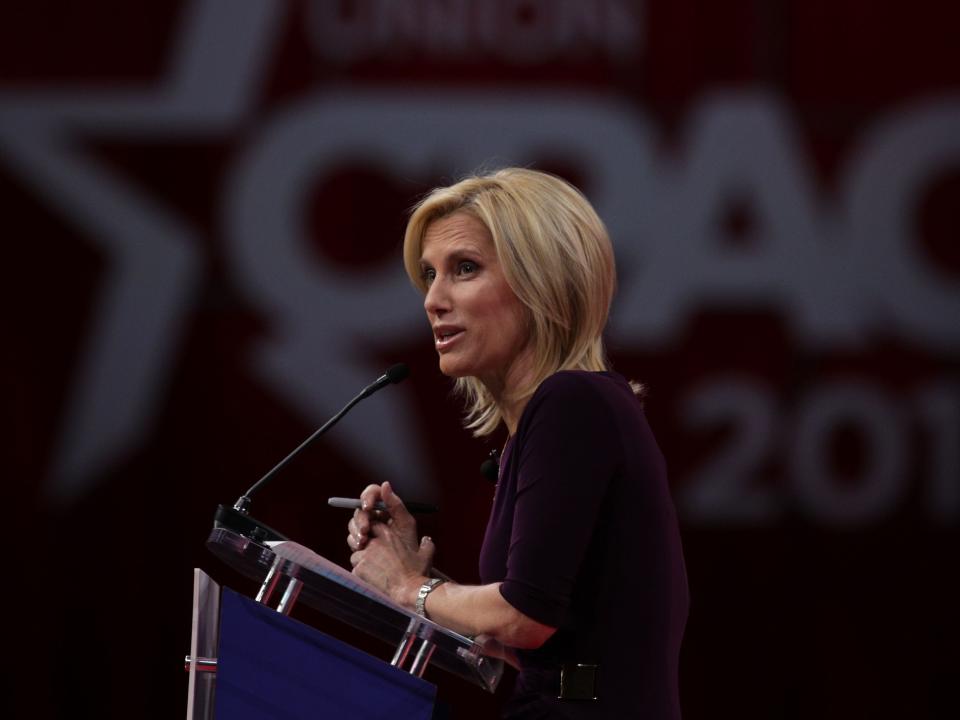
[[421, 267, 436, 284], [457, 261, 478, 276]]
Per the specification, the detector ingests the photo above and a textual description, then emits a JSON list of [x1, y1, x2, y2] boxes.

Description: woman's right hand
[[346, 481, 418, 552]]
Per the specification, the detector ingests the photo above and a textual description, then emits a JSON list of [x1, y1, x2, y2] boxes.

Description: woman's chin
[[438, 357, 471, 379]]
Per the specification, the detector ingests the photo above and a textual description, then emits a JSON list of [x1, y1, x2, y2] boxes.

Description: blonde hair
[[403, 168, 616, 436]]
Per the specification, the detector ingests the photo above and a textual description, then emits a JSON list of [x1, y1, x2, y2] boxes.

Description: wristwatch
[[415, 577, 446, 618]]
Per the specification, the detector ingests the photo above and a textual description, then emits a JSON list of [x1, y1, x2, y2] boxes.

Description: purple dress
[[479, 371, 689, 719]]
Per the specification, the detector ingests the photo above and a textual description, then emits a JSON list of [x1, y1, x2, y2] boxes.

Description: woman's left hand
[[349, 481, 436, 607]]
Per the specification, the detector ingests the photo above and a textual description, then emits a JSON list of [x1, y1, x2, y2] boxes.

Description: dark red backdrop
[[8, 1, 959, 718]]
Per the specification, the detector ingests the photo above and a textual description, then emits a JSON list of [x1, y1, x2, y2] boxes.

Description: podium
[[185, 527, 503, 719]]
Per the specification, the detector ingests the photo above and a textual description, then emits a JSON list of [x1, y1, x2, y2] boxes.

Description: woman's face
[[419, 212, 533, 394]]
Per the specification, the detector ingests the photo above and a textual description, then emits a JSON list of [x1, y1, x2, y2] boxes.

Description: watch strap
[[415, 577, 446, 617]]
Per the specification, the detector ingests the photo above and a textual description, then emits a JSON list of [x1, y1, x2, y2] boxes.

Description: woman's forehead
[[421, 212, 493, 259]]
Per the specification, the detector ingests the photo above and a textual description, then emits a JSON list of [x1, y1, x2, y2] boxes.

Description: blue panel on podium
[[216, 588, 436, 719]]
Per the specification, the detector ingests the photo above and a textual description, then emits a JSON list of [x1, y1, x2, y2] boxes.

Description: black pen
[[327, 497, 439, 514]]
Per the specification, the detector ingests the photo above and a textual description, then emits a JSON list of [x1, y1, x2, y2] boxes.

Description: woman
[[347, 168, 688, 718]]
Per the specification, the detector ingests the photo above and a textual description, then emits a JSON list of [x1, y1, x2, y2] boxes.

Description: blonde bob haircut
[[403, 167, 617, 437]]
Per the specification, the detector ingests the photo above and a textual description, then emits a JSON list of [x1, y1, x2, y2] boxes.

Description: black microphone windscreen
[[386, 363, 410, 384], [480, 458, 499, 484]]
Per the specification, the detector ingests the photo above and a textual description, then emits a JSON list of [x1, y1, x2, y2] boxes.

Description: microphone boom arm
[[233, 363, 410, 514], [234, 389, 364, 512]]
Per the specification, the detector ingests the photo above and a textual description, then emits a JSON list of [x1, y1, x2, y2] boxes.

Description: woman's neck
[[500, 396, 527, 436], [480, 345, 540, 436]]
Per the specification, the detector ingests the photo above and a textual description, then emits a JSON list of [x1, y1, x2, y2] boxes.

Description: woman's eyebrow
[[445, 242, 486, 258], [421, 245, 485, 265]]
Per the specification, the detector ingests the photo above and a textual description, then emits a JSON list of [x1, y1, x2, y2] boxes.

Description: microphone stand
[[213, 364, 409, 543]]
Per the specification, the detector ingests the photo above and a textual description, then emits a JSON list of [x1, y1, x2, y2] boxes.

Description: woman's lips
[[435, 329, 464, 352]]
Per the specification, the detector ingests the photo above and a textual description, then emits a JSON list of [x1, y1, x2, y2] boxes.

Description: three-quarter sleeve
[[498, 373, 621, 628]]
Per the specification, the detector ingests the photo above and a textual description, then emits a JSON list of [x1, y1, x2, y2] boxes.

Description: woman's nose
[[424, 278, 450, 316]]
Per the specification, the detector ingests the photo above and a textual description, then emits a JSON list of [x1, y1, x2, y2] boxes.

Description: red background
[[7, 1, 959, 717]]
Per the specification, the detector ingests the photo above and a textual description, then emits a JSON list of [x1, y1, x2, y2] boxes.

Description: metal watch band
[[415, 577, 446, 618]]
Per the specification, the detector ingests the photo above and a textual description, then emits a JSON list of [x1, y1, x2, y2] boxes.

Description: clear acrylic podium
[[185, 527, 503, 719]]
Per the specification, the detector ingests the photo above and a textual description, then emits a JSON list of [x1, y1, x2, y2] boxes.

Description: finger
[[356, 484, 385, 535], [348, 515, 367, 537], [419, 535, 436, 566], [381, 481, 415, 527], [348, 517, 368, 549], [359, 483, 384, 512], [350, 550, 363, 567], [369, 521, 393, 539], [347, 531, 368, 551], [354, 509, 371, 536]]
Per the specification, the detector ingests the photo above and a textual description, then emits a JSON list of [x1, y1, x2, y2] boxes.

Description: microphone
[[214, 363, 410, 542], [360, 363, 410, 398], [480, 448, 500, 484]]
